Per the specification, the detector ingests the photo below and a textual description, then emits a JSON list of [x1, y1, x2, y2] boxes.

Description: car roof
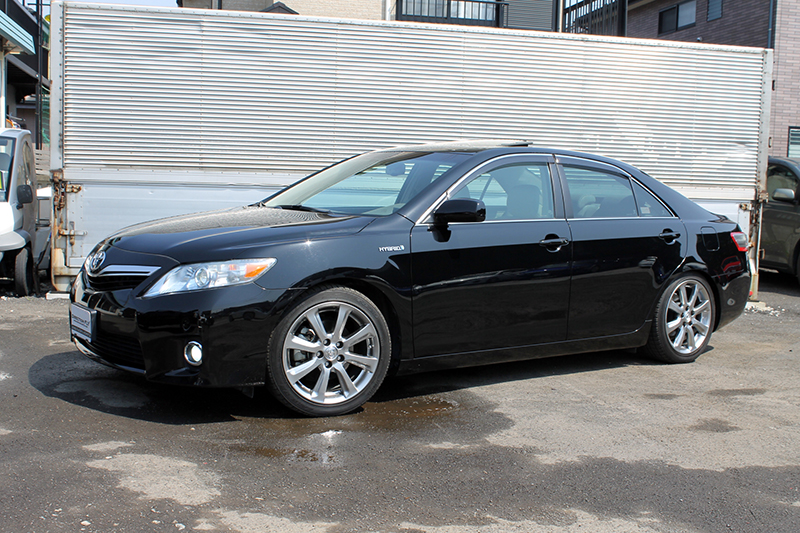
[[376, 139, 641, 173], [380, 139, 530, 152], [0, 128, 31, 141]]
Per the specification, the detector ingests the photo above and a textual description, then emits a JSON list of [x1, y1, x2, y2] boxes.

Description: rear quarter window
[[632, 181, 673, 217]]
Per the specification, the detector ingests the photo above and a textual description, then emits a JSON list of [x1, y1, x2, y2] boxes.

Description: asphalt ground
[[1, 272, 799, 533]]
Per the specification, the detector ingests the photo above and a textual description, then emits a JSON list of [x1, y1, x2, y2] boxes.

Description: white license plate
[[70, 303, 96, 343]]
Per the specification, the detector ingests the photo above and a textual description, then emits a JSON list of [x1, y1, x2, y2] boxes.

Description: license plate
[[70, 303, 96, 343]]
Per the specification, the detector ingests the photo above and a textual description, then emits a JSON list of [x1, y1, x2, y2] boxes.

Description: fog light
[[184, 341, 203, 366]]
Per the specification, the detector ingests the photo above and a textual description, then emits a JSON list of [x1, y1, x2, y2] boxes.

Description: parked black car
[[70, 141, 751, 416], [762, 156, 800, 283]]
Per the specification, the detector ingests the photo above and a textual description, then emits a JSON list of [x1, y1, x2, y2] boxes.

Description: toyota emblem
[[90, 251, 106, 273]]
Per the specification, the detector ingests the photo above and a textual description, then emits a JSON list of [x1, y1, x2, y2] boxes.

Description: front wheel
[[795, 255, 800, 287], [14, 247, 34, 297], [644, 274, 715, 363], [266, 286, 391, 417]]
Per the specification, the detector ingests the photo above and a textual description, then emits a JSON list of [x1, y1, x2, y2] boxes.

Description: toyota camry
[[70, 141, 751, 416]]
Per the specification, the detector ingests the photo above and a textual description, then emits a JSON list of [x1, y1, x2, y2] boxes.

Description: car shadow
[[757, 269, 800, 296], [30, 346, 663, 423], [28, 350, 296, 423]]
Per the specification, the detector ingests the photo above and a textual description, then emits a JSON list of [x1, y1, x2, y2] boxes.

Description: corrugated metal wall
[[54, 2, 770, 198], [507, 0, 554, 31]]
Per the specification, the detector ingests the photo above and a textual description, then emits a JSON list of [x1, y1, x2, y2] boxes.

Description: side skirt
[[396, 322, 651, 376]]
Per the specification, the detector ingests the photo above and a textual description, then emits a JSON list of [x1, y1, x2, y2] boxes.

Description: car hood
[[106, 206, 374, 262]]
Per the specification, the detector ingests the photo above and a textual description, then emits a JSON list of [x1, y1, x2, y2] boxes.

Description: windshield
[[0, 137, 15, 202], [262, 151, 472, 216]]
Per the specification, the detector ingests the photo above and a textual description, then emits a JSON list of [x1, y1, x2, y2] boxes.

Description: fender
[[0, 228, 30, 252]]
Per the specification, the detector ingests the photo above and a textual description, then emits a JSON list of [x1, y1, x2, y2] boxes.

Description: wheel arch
[[674, 264, 722, 331], [645, 261, 720, 331], [290, 276, 408, 375]]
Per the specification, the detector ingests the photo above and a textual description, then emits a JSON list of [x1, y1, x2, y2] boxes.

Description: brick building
[[627, 0, 799, 157]]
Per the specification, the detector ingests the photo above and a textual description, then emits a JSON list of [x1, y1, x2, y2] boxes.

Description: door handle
[[539, 236, 570, 252], [659, 230, 681, 244]]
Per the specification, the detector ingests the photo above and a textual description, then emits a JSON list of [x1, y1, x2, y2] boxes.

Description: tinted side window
[[563, 166, 636, 218], [632, 181, 673, 217], [767, 165, 799, 200], [453, 162, 554, 220]]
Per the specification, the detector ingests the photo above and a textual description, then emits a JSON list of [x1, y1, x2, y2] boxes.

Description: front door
[[761, 162, 800, 272], [411, 155, 572, 358]]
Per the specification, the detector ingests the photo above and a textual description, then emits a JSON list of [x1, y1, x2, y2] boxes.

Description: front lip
[[73, 337, 146, 375]]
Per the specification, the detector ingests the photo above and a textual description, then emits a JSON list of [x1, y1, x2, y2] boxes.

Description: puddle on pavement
[[706, 388, 767, 397], [690, 418, 740, 433], [644, 393, 681, 400], [235, 446, 334, 463], [236, 395, 464, 443], [228, 395, 466, 463], [359, 396, 460, 427]]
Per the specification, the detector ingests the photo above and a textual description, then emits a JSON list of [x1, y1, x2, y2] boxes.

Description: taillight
[[731, 232, 749, 252]]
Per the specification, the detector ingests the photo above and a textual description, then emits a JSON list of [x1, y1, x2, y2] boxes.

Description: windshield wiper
[[273, 204, 331, 214]]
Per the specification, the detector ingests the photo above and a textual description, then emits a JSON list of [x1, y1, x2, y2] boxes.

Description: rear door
[[556, 156, 686, 340], [411, 154, 572, 358]]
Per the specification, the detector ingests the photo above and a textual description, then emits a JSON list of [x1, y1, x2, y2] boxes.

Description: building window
[[658, 0, 696, 35], [789, 127, 800, 158], [707, 0, 722, 21]]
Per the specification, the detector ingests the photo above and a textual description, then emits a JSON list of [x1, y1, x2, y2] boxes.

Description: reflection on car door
[[761, 163, 800, 272], [411, 155, 572, 358], [557, 156, 686, 340]]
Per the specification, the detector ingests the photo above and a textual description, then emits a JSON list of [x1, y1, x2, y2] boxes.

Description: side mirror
[[433, 198, 486, 225], [772, 188, 796, 203], [16, 184, 33, 205]]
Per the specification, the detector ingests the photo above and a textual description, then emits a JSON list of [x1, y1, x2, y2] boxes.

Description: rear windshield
[[0, 137, 15, 201], [262, 151, 472, 216]]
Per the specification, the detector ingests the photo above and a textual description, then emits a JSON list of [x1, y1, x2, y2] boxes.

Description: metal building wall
[[507, 0, 555, 30], [52, 2, 770, 199]]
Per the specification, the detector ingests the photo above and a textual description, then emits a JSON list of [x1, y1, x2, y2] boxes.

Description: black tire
[[643, 274, 715, 363], [14, 247, 34, 297], [266, 286, 392, 417], [795, 255, 800, 288]]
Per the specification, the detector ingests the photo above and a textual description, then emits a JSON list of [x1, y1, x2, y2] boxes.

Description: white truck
[[49, 1, 772, 292], [0, 128, 48, 295]]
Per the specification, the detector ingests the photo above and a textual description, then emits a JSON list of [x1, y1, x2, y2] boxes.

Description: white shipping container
[[49, 1, 772, 291]]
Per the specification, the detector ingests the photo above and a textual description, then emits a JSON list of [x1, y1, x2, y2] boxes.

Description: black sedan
[[70, 141, 751, 416]]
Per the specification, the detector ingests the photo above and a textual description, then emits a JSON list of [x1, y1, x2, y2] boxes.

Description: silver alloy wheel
[[664, 278, 712, 355], [281, 300, 381, 405]]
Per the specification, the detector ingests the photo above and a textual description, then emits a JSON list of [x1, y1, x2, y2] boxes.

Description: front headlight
[[143, 258, 277, 298]]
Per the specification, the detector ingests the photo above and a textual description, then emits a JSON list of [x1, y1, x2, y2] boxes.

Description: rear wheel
[[14, 247, 34, 297], [644, 274, 715, 363], [266, 286, 391, 417]]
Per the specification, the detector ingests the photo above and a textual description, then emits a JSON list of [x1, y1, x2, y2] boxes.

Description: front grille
[[83, 331, 145, 370], [86, 274, 150, 292]]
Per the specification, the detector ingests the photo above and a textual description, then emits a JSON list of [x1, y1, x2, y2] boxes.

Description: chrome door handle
[[539, 237, 570, 252], [659, 230, 681, 244]]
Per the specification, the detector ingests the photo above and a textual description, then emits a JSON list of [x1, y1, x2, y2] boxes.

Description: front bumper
[[70, 250, 293, 388]]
